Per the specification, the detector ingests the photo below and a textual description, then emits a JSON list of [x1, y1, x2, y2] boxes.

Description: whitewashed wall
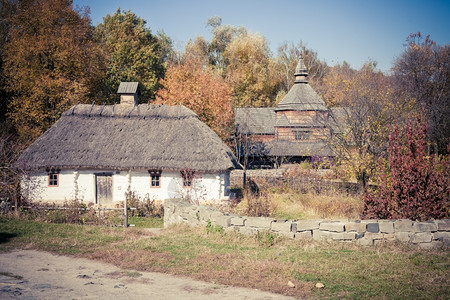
[[22, 169, 231, 206]]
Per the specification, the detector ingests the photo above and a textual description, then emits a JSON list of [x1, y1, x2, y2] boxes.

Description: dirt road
[[0, 250, 292, 299]]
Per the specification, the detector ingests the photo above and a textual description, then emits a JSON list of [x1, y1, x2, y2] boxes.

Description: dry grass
[[1, 217, 448, 299], [232, 186, 363, 220], [230, 165, 364, 220], [267, 191, 363, 220]]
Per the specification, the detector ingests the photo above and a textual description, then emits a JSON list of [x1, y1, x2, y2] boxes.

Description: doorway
[[95, 173, 113, 205]]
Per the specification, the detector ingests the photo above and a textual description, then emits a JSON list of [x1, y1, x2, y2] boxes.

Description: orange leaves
[[156, 60, 234, 140], [3, 0, 104, 143]]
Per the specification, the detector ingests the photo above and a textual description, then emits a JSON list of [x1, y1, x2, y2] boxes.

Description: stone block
[[331, 232, 356, 241], [295, 231, 312, 240], [180, 211, 194, 221], [294, 220, 321, 231], [214, 215, 231, 227], [230, 217, 246, 226], [210, 210, 224, 217], [345, 221, 366, 232], [355, 232, 365, 239], [238, 227, 258, 236], [274, 231, 295, 239], [433, 231, 450, 241], [379, 221, 395, 233], [197, 206, 214, 221], [411, 232, 433, 244], [245, 217, 273, 229], [319, 221, 345, 232], [413, 221, 437, 232], [417, 241, 443, 250], [436, 219, 450, 231], [394, 219, 414, 232], [364, 232, 384, 240], [271, 220, 292, 232], [395, 232, 412, 242], [366, 223, 380, 233], [358, 238, 374, 246], [291, 222, 297, 232], [383, 233, 396, 241], [312, 230, 335, 241]]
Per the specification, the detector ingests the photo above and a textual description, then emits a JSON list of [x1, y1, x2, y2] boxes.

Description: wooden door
[[96, 174, 112, 205]]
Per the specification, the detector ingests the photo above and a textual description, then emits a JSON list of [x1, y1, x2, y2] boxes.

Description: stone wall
[[164, 199, 450, 249]]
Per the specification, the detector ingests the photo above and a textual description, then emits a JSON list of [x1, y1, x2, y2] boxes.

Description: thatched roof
[[18, 104, 239, 172]]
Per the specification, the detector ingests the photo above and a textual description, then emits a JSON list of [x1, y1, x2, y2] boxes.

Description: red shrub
[[362, 115, 449, 220]]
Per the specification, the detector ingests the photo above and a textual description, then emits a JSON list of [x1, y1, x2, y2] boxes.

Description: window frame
[[48, 172, 59, 187], [294, 130, 310, 141], [148, 170, 162, 188], [151, 174, 161, 188], [183, 177, 193, 188], [180, 168, 195, 188]]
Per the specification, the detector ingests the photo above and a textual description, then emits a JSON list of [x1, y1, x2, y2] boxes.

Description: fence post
[[124, 194, 128, 228]]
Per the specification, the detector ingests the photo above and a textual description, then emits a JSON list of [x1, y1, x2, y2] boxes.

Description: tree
[[206, 16, 246, 74], [275, 41, 328, 94], [392, 32, 449, 154], [0, 0, 16, 128], [224, 32, 281, 107], [155, 59, 234, 140], [2, 0, 105, 143], [0, 134, 26, 211], [362, 114, 449, 220], [94, 8, 172, 102], [316, 62, 356, 107], [323, 62, 414, 190], [182, 36, 210, 66]]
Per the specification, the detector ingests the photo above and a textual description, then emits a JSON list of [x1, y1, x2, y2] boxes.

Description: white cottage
[[17, 82, 239, 206]]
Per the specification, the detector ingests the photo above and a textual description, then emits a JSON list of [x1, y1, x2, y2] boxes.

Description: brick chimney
[[117, 82, 139, 106]]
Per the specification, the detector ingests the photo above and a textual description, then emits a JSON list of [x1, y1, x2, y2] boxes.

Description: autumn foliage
[[156, 59, 234, 140], [362, 115, 449, 220], [2, 0, 105, 143]]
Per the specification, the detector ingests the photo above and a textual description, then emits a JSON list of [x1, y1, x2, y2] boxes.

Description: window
[[148, 170, 161, 188], [183, 176, 192, 187], [151, 174, 160, 187], [294, 130, 310, 141], [48, 173, 59, 187], [180, 168, 195, 188]]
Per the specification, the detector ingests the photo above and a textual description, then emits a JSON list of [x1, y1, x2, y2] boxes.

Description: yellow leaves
[[222, 32, 279, 108]]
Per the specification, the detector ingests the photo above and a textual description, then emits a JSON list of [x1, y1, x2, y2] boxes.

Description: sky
[[73, 0, 450, 73]]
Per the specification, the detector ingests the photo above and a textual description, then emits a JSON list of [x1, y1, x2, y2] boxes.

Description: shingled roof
[[18, 104, 239, 172], [277, 56, 327, 111], [235, 108, 276, 134]]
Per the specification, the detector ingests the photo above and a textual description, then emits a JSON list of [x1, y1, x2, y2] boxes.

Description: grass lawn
[[0, 217, 448, 299], [128, 216, 164, 228]]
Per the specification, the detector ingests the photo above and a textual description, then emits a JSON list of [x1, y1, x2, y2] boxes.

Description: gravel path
[[0, 250, 292, 299]]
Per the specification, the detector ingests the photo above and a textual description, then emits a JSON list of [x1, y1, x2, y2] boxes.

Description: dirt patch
[[0, 250, 293, 299]]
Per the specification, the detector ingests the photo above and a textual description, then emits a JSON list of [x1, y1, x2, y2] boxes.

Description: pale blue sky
[[73, 0, 450, 73]]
